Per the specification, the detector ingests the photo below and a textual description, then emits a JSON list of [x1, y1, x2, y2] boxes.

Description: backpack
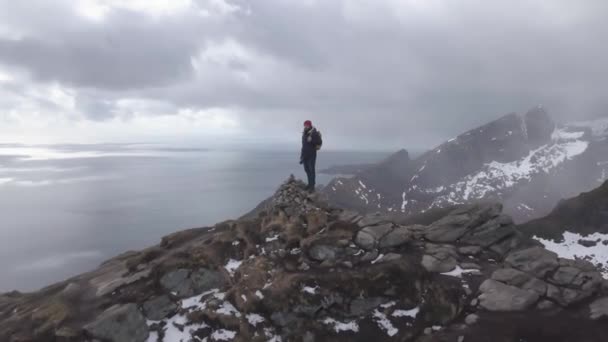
[[315, 130, 323, 150]]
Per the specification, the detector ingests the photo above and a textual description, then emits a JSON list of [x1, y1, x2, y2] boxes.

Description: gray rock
[[349, 297, 388, 317], [92, 264, 152, 297], [465, 314, 479, 325], [308, 244, 340, 262], [521, 278, 548, 297], [357, 214, 390, 227], [160, 269, 189, 294], [558, 258, 598, 272], [421, 254, 457, 273], [460, 262, 481, 270], [458, 246, 482, 256], [338, 210, 361, 223], [84, 304, 149, 342], [491, 268, 532, 287], [361, 249, 379, 262], [61, 283, 83, 300], [460, 217, 515, 247], [458, 336, 465, 342], [537, 300, 556, 310], [424, 214, 471, 242], [190, 268, 224, 292], [549, 266, 581, 286], [271, 311, 298, 327], [354, 231, 376, 250], [143, 296, 177, 321], [478, 279, 539, 311], [505, 247, 558, 278], [160, 268, 224, 298], [374, 253, 402, 263], [589, 297, 608, 320], [378, 227, 412, 248]]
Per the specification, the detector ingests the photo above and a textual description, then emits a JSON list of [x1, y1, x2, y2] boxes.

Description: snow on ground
[[246, 313, 265, 327], [323, 318, 360, 333], [224, 259, 243, 277], [534, 231, 608, 278], [265, 234, 279, 242], [211, 330, 237, 341], [372, 310, 398, 337], [392, 307, 420, 318], [302, 285, 319, 295], [441, 265, 481, 278]]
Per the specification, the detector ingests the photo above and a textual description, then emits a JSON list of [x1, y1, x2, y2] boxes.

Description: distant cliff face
[[325, 107, 608, 223], [2, 177, 608, 342]]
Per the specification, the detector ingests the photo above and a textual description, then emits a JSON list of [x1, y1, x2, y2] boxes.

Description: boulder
[[308, 244, 340, 262], [465, 314, 479, 325], [505, 247, 558, 278], [83, 304, 149, 342], [458, 246, 482, 256], [422, 254, 457, 273], [378, 226, 412, 248], [355, 223, 393, 249], [142, 296, 177, 321], [160, 268, 224, 298], [589, 297, 608, 320], [424, 214, 471, 242], [478, 279, 539, 311], [357, 214, 390, 227]]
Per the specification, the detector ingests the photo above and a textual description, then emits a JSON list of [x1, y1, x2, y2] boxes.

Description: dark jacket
[[301, 127, 322, 161]]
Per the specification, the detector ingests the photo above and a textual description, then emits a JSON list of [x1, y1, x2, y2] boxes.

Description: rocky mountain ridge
[[1, 176, 608, 342], [325, 107, 608, 223]]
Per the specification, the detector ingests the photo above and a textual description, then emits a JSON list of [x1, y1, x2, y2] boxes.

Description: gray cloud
[[0, 0, 607, 149]]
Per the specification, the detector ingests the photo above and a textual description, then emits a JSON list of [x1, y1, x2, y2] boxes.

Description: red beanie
[[304, 120, 312, 127]]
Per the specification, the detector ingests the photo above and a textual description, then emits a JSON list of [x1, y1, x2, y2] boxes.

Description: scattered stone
[[505, 247, 559, 278], [308, 244, 340, 262], [143, 296, 177, 321], [589, 297, 608, 320], [478, 279, 539, 311], [361, 249, 379, 263], [160, 268, 224, 298], [579, 239, 597, 247], [378, 227, 412, 248], [83, 304, 149, 342], [465, 313, 479, 325], [357, 213, 390, 227], [421, 254, 458, 273], [537, 300, 556, 310], [460, 262, 481, 270], [338, 210, 360, 223], [458, 246, 482, 256]]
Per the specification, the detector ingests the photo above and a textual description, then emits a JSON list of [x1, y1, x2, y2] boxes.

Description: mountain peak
[[523, 105, 555, 145]]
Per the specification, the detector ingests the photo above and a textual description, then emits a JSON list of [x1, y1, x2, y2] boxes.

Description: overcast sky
[[0, 0, 607, 150]]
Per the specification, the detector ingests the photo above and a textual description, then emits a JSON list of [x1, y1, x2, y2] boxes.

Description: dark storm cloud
[[0, 0, 607, 148]]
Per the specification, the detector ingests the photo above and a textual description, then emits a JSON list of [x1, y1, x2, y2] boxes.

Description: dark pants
[[303, 155, 316, 189]]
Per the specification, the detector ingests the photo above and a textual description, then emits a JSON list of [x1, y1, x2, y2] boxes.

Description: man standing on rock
[[300, 120, 323, 192]]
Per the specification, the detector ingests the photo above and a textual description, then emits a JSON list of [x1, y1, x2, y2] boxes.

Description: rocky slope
[[1, 176, 608, 342], [519, 179, 608, 278], [325, 107, 608, 223]]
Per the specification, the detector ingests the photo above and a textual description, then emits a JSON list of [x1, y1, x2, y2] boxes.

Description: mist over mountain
[[325, 107, 608, 223]]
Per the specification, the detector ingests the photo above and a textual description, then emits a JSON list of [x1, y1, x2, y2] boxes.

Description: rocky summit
[[1, 176, 608, 342]]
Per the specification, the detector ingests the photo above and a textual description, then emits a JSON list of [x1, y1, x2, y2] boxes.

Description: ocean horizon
[[0, 143, 388, 292]]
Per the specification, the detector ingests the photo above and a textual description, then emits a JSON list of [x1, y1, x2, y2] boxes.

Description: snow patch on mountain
[[429, 128, 589, 207]]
